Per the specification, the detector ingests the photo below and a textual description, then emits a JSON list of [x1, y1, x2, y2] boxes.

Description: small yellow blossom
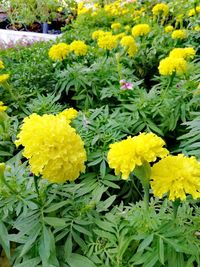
[[164, 25, 174, 33], [57, 7, 63, 12], [0, 60, 4, 69], [158, 56, 187, 76], [58, 108, 78, 123], [152, 3, 169, 17], [108, 133, 168, 180], [111, 22, 121, 30], [151, 154, 200, 201], [92, 30, 112, 40], [171, 29, 187, 40], [70, 41, 88, 56], [0, 74, 10, 84], [194, 26, 200, 31], [0, 101, 7, 112], [120, 36, 138, 57], [132, 24, 150, 37], [48, 43, 70, 61], [97, 35, 118, 50], [15, 113, 87, 183]]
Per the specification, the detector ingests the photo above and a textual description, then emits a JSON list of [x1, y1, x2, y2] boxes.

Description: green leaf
[[137, 234, 154, 252], [67, 253, 97, 267], [14, 257, 41, 267], [96, 195, 116, 212], [0, 221, 10, 259], [44, 217, 67, 227], [158, 237, 165, 265], [44, 200, 69, 213]]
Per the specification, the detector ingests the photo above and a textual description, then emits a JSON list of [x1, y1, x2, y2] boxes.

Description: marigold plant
[[132, 24, 150, 37], [48, 43, 70, 61], [171, 29, 187, 40], [158, 56, 187, 75], [152, 3, 169, 17], [70, 40, 88, 56], [0, 74, 10, 84]]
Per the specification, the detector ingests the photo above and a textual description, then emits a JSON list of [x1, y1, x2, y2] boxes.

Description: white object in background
[[0, 29, 60, 45]]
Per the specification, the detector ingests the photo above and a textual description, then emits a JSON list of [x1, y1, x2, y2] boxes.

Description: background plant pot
[[6, 23, 27, 31], [41, 22, 49, 34], [27, 22, 42, 33]]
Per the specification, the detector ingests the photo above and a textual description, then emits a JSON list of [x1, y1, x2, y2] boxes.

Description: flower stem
[[172, 199, 180, 220], [34, 175, 42, 206]]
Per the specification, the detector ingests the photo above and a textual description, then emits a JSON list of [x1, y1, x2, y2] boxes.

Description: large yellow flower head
[[0, 74, 10, 84], [70, 40, 88, 56], [107, 133, 168, 180], [169, 47, 196, 60], [164, 25, 174, 33], [132, 24, 150, 37], [48, 43, 70, 61], [151, 154, 200, 201], [111, 22, 121, 31], [120, 36, 138, 57], [97, 35, 118, 50], [0, 101, 7, 112], [188, 6, 200, 17], [15, 112, 87, 183], [0, 60, 4, 69], [152, 3, 169, 17], [171, 29, 187, 40], [158, 56, 187, 76]]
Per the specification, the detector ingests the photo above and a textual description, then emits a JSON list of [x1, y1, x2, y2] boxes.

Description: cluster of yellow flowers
[[152, 3, 169, 17], [92, 30, 111, 40], [158, 46, 195, 76], [188, 6, 200, 17], [107, 133, 168, 180], [132, 24, 150, 37], [151, 154, 200, 201], [48, 41, 88, 60], [77, 2, 91, 15], [171, 29, 187, 40], [120, 36, 138, 57], [0, 101, 7, 112], [0, 60, 9, 84], [15, 108, 87, 183], [104, 1, 128, 16]]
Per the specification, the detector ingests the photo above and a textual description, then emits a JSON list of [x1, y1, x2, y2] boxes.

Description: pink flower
[[120, 79, 133, 90]]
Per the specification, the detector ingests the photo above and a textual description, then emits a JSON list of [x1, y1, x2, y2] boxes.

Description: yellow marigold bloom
[[115, 33, 126, 40], [111, 22, 121, 30], [70, 40, 88, 56], [97, 35, 118, 50], [164, 25, 174, 33], [58, 108, 78, 123], [158, 56, 187, 76], [169, 47, 196, 60], [0, 74, 9, 84], [194, 26, 200, 31], [171, 29, 187, 40], [120, 36, 138, 57], [132, 24, 150, 37], [151, 154, 200, 201], [0, 60, 4, 69], [15, 113, 87, 183], [0, 101, 7, 112], [188, 6, 200, 17], [107, 133, 168, 180], [48, 43, 70, 61], [152, 3, 169, 17], [92, 30, 112, 40]]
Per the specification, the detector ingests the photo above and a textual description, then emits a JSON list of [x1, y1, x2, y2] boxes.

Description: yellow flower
[[57, 7, 63, 12], [151, 154, 200, 201], [111, 22, 121, 30], [70, 40, 88, 56], [152, 3, 169, 17], [169, 48, 196, 60], [0, 74, 10, 84], [0, 60, 4, 69], [0, 163, 6, 178], [158, 56, 187, 76], [0, 101, 7, 112], [132, 24, 150, 37], [15, 113, 87, 183], [107, 132, 168, 180], [164, 25, 174, 33], [171, 29, 187, 40], [92, 30, 112, 40], [194, 26, 200, 31], [58, 108, 78, 123], [115, 33, 126, 40], [120, 36, 138, 57], [48, 43, 70, 61], [97, 35, 118, 50], [188, 6, 200, 17]]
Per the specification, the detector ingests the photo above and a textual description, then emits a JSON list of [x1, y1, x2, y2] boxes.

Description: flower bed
[[0, 0, 200, 266]]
